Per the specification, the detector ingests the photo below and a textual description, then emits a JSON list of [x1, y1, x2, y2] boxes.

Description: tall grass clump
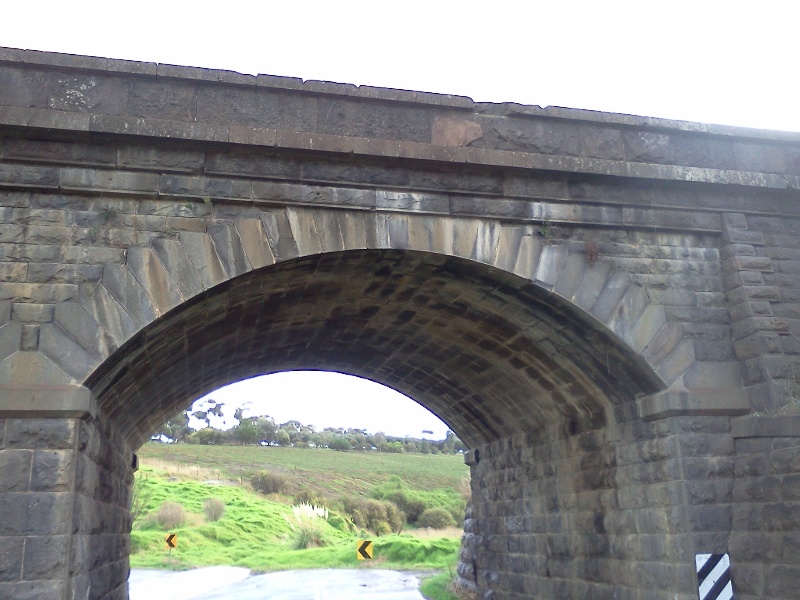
[[287, 502, 331, 549], [150, 501, 186, 530], [203, 498, 225, 522], [251, 470, 288, 495]]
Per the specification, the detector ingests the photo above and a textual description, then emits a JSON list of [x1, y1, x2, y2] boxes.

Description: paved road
[[129, 567, 426, 600]]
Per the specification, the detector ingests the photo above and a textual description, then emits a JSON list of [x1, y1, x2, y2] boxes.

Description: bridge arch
[[86, 247, 664, 449], [47, 204, 680, 440]]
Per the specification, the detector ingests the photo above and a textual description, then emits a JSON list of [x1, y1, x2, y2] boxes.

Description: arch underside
[[87, 250, 663, 448]]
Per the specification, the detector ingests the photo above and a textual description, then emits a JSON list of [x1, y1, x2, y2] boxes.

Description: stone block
[[722, 228, 766, 246], [102, 264, 158, 326], [79, 283, 137, 348], [205, 152, 299, 180], [31, 450, 75, 492], [236, 219, 275, 269], [655, 339, 695, 385], [317, 97, 431, 143], [723, 254, 774, 274], [207, 222, 251, 278], [1, 138, 115, 167], [377, 190, 448, 214], [178, 232, 227, 289], [770, 447, 800, 475], [22, 535, 69, 580], [39, 323, 100, 381], [0, 261, 27, 283], [148, 239, 204, 301], [0, 164, 60, 190], [11, 303, 54, 323], [0, 580, 66, 599], [0, 535, 23, 582], [125, 248, 183, 314], [571, 260, 613, 312], [0, 449, 31, 492], [0, 191, 31, 208], [5, 418, 77, 449], [590, 270, 630, 324], [197, 86, 317, 132], [117, 145, 203, 173], [53, 302, 103, 359], [686, 504, 732, 532], [59, 168, 159, 196], [765, 564, 800, 598], [0, 321, 21, 362], [730, 562, 763, 596], [0, 492, 73, 535]]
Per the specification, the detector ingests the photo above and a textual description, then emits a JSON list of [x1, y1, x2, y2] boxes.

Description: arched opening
[[87, 249, 663, 451], [133, 370, 471, 583], [86, 248, 668, 598]]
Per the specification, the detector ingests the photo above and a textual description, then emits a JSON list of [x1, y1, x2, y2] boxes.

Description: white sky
[[4, 1, 798, 437], [192, 372, 451, 439]]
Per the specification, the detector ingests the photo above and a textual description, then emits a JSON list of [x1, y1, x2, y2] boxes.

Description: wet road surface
[[129, 567, 426, 600]]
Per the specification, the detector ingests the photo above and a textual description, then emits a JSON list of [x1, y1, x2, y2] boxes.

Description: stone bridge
[[0, 47, 798, 599]]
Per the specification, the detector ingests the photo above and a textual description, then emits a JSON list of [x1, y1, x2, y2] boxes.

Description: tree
[[255, 416, 277, 442], [276, 429, 291, 446], [151, 410, 192, 442], [372, 432, 387, 450], [230, 419, 259, 445], [188, 428, 226, 445], [330, 435, 351, 452]]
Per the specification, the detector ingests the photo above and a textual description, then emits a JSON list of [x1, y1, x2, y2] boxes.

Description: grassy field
[[138, 443, 469, 499], [132, 443, 470, 598]]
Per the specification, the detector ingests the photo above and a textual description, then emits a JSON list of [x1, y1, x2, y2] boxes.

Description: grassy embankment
[[132, 443, 470, 597]]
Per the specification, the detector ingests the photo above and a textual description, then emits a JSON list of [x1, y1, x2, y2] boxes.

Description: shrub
[[203, 498, 225, 522], [417, 507, 456, 529], [340, 496, 405, 535], [390, 493, 427, 523], [371, 475, 466, 526], [150, 501, 186, 530], [251, 470, 288, 495], [327, 512, 355, 533]]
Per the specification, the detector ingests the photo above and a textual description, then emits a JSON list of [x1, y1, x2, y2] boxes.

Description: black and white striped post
[[695, 553, 733, 600]]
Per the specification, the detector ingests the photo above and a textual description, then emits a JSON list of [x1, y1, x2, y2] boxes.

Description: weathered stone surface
[[125, 248, 183, 314], [4, 418, 76, 449], [178, 231, 228, 289], [0, 450, 31, 492], [2, 47, 800, 600]]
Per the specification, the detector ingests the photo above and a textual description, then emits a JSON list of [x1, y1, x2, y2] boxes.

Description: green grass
[[131, 445, 467, 573], [131, 469, 349, 569], [420, 571, 459, 600], [137, 443, 469, 499]]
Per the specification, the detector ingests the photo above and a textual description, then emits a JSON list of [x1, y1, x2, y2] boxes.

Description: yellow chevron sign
[[357, 540, 373, 560]]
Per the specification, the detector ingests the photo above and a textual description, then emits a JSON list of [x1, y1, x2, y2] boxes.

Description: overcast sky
[[4, 1, 797, 437]]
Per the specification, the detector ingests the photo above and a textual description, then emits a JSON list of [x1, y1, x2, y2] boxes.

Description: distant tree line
[[154, 401, 467, 454]]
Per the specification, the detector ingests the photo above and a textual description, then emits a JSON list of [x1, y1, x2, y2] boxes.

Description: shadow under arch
[[86, 249, 665, 449]]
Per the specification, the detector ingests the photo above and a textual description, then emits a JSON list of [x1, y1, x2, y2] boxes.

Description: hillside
[[137, 442, 469, 499], [131, 443, 471, 581]]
